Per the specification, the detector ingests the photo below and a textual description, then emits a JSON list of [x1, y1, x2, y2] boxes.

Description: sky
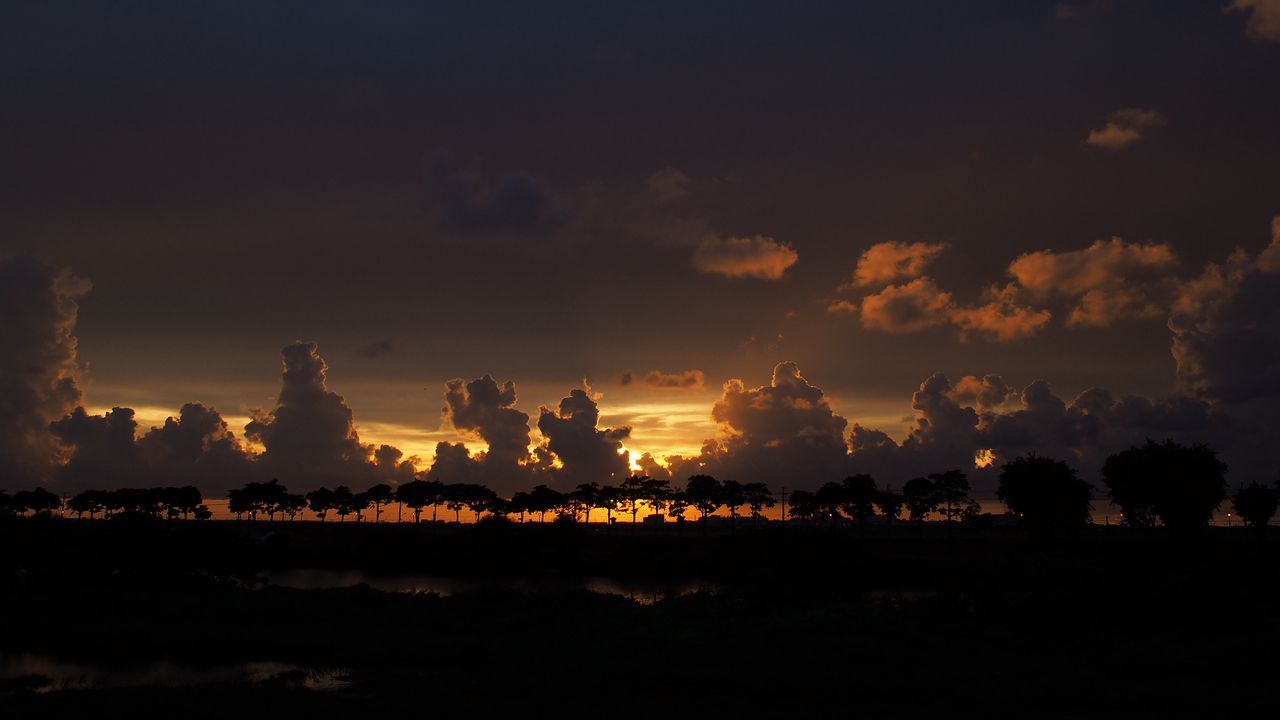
[[2, 1, 1279, 499]]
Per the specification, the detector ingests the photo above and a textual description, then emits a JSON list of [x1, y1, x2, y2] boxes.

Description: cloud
[[49, 407, 141, 489], [692, 235, 799, 280], [647, 167, 692, 204], [1008, 237, 1178, 326], [245, 341, 410, 485], [427, 152, 560, 235], [135, 402, 257, 491], [440, 375, 534, 491], [1084, 108, 1165, 151], [0, 257, 90, 486], [663, 362, 851, 487], [633, 369, 706, 390], [358, 339, 394, 358], [1227, 0, 1280, 41], [852, 241, 948, 287], [950, 283, 1053, 341], [858, 277, 953, 333], [536, 388, 631, 488], [948, 374, 1019, 411]]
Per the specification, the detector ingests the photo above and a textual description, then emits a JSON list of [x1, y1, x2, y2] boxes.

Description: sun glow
[[974, 448, 996, 469]]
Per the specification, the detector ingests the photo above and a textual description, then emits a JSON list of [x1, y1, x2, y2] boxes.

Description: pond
[[0, 653, 349, 693], [261, 569, 720, 605]]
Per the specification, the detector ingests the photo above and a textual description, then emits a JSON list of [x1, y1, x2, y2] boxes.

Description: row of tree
[[4, 440, 1277, 533]]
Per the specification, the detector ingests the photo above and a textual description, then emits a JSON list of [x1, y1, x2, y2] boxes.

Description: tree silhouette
[[162, 486, 203, 520], [619, 475, 649, 526], [508, 491, 532, 522], [814, 481, 845, 531], [841, 475, 879, 536], [1231, 481, 1279, 532], [902, 477, 937, 537], [67, 490, 107, 519], [997, 455, 1093, 533], [306, 487, 335, 521], [394, 480, 432, 523], [929, 470, 971, 539], [573, 483, 600, 524], [875, 486, 904, 537], [667, 490, 690, 533], [364, 483, 394, 523], [527, 484, 563, 523], [280, 492, 307, 521], [685, 475, 722, 535], [743, 482, 775, 529], [787, 489, 818, 527], [11, 487, 61, 517], [331, 486, 356, 522], [642, 476, 673, 520], [720, 480, 747, 532], [1103, 440, 1228, 534], [563, 486, 592, 523]]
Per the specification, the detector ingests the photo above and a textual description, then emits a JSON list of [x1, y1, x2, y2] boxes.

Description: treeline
[[4, 440, 1279, 532]]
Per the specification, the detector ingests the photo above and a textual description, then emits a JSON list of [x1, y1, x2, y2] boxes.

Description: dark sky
[[2, 1, 1279, 492]]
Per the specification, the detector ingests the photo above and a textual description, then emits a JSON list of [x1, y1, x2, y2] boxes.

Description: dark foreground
[[1, 518, 1277, 717]]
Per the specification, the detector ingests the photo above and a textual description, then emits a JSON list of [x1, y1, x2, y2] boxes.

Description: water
[[261, 569, 718, 605], [0, 653, 349, 693]]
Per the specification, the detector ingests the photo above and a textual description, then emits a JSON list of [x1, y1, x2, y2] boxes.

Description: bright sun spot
[[974, 448, 996, 469]]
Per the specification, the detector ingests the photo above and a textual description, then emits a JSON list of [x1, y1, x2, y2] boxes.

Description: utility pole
[[779, 486, 788, 523]]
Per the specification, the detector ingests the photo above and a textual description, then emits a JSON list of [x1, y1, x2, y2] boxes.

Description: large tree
[[997, 455, 1093, 533], [1102, 440, 1227, 534]]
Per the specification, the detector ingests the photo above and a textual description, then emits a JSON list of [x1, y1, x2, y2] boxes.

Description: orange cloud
[[634, 369, 706, 390], [1009, 237, 1177, 326], [692, 235, 798, 280], [852, 241, 948, 287], [1227, 0, 1280, 41], [951, 284, 1053, 341], [1084, 108, 1165, 151], [858, 277, 953, 333]]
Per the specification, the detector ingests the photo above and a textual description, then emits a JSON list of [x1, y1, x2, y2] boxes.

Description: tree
[[597, 485, 623, 526], [685, 475, 722, 535], [280, 493, 307, 521], [720, 480, 747, 531], [875, 486, 904, 537], [573, 483, 600, 524], [642, 476, 673, 519], [307, 487, 336, 521], [363, 483, 394, 523], [562, 486, 592, 523], [1231, 481, 1279, 532], [67, 490, 107, 519], [331, 486, 356, 522], [997, 455, 1093, 533], [743, 483, 775, 529], [667, 490, 690, 533], [163, 486, 203, 520], [508, 491, 532, 522], [619, 475, 649, 526], [1102, 440, 1228, 534], [787, 490, 818, 527], [527, 485, 563, 523], [814, 481, 845, 531], [395, 480, 433, 523], [841, 475, 879, 535], [902, 477, 937, 536], [929, 470, 972, 538], [11, 488, 62, 516]]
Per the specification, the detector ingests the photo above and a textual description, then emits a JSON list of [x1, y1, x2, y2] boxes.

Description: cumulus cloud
[[1084, 108, 1165, 151], [440, 375, 534, 491], [136, 403, 257, 490], [1227, 0, 1280, 41], [536, 388, 631, 488], [851, 241, 948, 287], [0, 257, 90, 485], [858, 277, 953, 333], [1009, 237, 1177, 326], [49, 407, 141, 489], [692, 235, 799, 280], [245, 341, 411, 485], [948, 374, 1019, 411], [950, 283, 1053, 341]]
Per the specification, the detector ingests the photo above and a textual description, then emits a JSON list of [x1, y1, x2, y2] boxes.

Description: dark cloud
[[135, 403, 257, 491], [440, 375, 534, 492], [245, 341, 411, 486], [358, 339, 394, 358], [0, 257, 90, 486], [637, 369, 705, 390], [1227, 1, 1280, 42], [49, 406, 140, 490], [536, 388, 631, 489], [427, 153, 560, 235]]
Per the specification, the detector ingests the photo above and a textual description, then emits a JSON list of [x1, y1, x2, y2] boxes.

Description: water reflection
[[261, 569, 719, 605], [0, 654, 348, 693]]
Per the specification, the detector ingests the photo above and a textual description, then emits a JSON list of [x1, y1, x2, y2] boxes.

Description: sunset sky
[[3, 1, 1279, 498]]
